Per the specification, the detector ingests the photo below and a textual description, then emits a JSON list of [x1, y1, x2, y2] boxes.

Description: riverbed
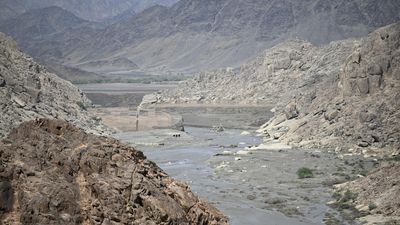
[[81, 83, 367, 225], [114, 126, 367, 225]]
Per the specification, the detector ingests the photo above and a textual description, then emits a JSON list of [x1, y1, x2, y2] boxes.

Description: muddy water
[[114, 127, 358, 225]]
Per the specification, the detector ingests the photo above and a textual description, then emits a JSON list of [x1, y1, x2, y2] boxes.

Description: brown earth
[[346, 162, 400, 216], [0, 119, 228, 225]]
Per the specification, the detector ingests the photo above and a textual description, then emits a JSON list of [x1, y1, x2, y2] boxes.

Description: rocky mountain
[[0, 119, 229, 224], [30, 0, 400, 75], [1, 0, 399, 76], [0, 6, 90, 46], [0, 32, 109, 137], [0, 0, 179, 22], [149, 22, 400, 155], [0, 6, 146, 80]]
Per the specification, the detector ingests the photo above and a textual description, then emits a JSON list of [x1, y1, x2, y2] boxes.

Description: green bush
[[297, 167, 314, 179], [76, 101, 87, 111], [340, 190, 358, 203]]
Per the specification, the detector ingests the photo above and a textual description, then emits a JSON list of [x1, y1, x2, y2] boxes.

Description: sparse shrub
[[384, 220, 400, 225], [297, 167, 314, 179], [387, 155, 400, 161], [76, 101, 87, 111], [340, 190, 358, 203], [368, 202, 377, 211]]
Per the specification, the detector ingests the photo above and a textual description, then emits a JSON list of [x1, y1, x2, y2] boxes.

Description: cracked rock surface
[[0, 119, 228, 225]]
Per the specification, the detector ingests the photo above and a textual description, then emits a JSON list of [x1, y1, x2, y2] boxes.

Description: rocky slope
[[260, 22, 400, 155], [340, 162, 400, 218], [0, 119, 228, 225], [150, 23, 400, 155], [150, 39, 354, 105], [0, 32, 108, 138]]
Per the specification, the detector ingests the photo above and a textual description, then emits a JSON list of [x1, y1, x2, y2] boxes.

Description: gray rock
[[357, 78, 369, 95], [369, 75, 382, 93], [0, 181, 12, 212], [358, 141, 370, 147], [324, 109, 339, 121], [368, 64, 383, 75], [285, 103, 299, 120], [0, 76, 5, 87], [274, 58, 291, 71]]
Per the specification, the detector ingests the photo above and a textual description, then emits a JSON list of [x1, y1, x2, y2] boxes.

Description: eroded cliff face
[[262, 23, 400, 154], [0, 119, 229, 225], [340, 23, 400, 96], [0, 32, 109, 138]]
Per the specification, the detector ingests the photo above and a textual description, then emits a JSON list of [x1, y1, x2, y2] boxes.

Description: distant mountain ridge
[[0, 0, 400, 76], [62, 0, 400, 74], [0, 0, 179, 21]]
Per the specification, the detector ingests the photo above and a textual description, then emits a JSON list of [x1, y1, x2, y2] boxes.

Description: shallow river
[[115, 126, 358, 225]]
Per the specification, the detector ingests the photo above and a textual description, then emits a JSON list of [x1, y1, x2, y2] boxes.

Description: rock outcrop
[[261, 23, 400, 155], [0, 119, 229, 225], [0, 32, 109, 138]]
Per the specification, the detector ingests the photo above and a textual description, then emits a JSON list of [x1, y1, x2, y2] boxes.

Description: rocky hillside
[[0, 119, 228, 224], [0, 32, 108, 138], [151, 39, 354, 105], [260, 22, 400, 154], [150, 23, 400, 154], [339, 162, 400, 218]]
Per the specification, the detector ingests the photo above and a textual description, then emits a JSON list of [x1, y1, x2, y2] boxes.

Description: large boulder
[[0, 119, 229, 225]]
